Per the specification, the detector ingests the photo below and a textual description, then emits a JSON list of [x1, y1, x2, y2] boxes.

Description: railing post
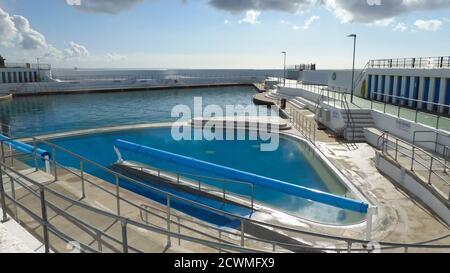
[[166, 194, 172, 246], [395, 139, 399, 161], [240, 219, 245, 247], [96, 231, 103, 252], [428, 158, 434, 185], [121, 219, 128, 253], [115, 175, 121, 216], [33, 138, 38, 172], [39, 186, 50, 253], [0, 168, 9, 223], [52, 145, 57, 182], [80, 160, 86, 199], [10, 177, 17, 219], [411, 146, 415, 171]]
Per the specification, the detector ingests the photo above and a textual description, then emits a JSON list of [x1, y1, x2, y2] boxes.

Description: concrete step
[[288, 99, 306, 110]]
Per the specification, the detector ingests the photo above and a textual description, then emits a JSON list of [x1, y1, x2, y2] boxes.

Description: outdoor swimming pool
[[41, 127, 365, 225], [0, 86, 258, 137]]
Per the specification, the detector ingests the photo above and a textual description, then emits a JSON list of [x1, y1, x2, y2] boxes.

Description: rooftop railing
[[368, 57, 450, 69], [2, 62, 51, 70]]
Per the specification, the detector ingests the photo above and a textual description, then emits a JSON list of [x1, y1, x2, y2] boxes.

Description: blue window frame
[[380, 76, 386, 101], [18, 72, 23, 83], [374, 75, 379, 100], [433, 78, 441, 112], [404, 77, 411, 106], [412, 77, 420, 109], [29, 72, 33, 82], [367, 75, 372, 99], [396, 77, 403, 105], [389, 76, 395, 103], [12, 72, 17, 83], [1, 72, 5, 83], [24, 72, 28, 82], [423, 77, 430, 110], [7, 72, 11, 83]]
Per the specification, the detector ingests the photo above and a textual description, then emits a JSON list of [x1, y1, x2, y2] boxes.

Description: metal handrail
[[2, 137, 450, 252], [378, 131, 450, 201], [413, 130, 450, 158], [368, 56, 450, 69]]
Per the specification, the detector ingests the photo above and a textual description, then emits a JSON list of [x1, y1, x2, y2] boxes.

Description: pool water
[[0, 86, 258, 137], [42, 127, 365, 225]]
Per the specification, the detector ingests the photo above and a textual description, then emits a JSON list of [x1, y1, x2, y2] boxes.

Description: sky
[[0, 0, 450, 69]]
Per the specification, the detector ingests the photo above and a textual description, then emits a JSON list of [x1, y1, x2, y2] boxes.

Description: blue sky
[[0, 0, 449, 69]]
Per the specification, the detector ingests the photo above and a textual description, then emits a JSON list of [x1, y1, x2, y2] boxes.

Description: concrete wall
[[375, 153, 450, 225], [371, 111, 450, 155], [299, 70, 330, 85], [0, 76, 265, 95]]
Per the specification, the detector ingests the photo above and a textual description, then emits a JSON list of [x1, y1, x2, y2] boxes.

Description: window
[[23, 71, 28, 82], [422, 78, 430, 110], [433, 78, 441, 112], [34, 72, 38, 82], [29, 72, 33, 82], [367, 75, 372, 99], [412, 77, 420, 109], [389, 76, 395, 103], [396, 76, 403, 105], [13, 72, 17, 83], [18, 72, 23, 83], [404, 77, 411, 106], [1, 72, 5, 83], [380, 75, 386, 101], [7, 72, 11, 83], [445, 79, 450, 113], [374, 75, 379, 100]]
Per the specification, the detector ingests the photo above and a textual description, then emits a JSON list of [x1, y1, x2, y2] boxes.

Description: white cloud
[[106, 52, 128, 62], [68, 0, 144, 14], [292, 15, 320, 30], [239, 10, 261, 25], [12, 15, 48, 50], [0, 7, 17, 47], [414, 19, 443, 31], [393, 22, 407, 32], [371, 18, 395, 27], [63, 41, 90, 58]]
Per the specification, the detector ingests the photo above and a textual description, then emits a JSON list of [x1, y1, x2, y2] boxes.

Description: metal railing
[[3, 62, 51, 70], [0, 123, 12, 137], [413, 131, 450, 159], [287, 64, 317, 71], [377, 131, 450, 201], [1, 136, 450, 253], [123, 163, 255, 211], [368, 92, 450, 130], [368, 57, 450, 69], [288, 108, 317, 145]]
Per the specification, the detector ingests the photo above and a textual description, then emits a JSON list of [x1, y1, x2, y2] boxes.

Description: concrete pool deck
[[2, 116, 450, 252]]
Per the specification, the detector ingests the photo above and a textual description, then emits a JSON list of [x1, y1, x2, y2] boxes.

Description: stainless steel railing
[[377, 131, 450, 201], [413, 130, 450, 160], [1, 136, 449, 253], [368, 56, 450, 69]]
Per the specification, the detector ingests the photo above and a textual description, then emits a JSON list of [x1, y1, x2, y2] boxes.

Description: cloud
[[292, 15, 320, 30], [68, 0, 144, 14], [0, 7, 90, 62], [209, 0, 450, 23], [106, 52, 128, 61], [414, 19, 443, 31], [239, 10, 261, 25], [393, 22, 407, 32]]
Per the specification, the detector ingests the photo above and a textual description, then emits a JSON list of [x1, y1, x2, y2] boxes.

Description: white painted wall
[[0, 68, 52, 83]]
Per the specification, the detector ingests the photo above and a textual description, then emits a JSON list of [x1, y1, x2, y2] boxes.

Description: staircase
[[342, 109, 375, 142]]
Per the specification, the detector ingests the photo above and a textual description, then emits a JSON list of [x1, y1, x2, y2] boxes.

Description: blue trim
[[380, 76, 386, 101], [434, 78, 441, 112], [412, 77, 420, 109], [114, 140, 370, 214], [396, 77, 403, 105], [374, 75, 379, 100], [404, 77, 411, 106], [423, 78, 430, 110], [445, 79, 450, 113], [389, 76, 395, 103]]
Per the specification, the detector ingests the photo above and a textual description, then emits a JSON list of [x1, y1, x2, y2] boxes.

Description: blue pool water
[[0, 86, 257, 137], [41, 127, 365, 225]]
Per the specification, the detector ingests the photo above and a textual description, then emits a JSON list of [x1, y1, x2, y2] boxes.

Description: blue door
[[422, 78, 430, 110], [381, 76, 386, 101], [433, 78, 441, 112], [404, 77, 411, 106], [445, 79, 450, 113], [412, 77, 420, 109], [389, 76, 395, 103], [396, 77, 403, 105], [374, 75, 379, 100], [367, 75, 372, 99]]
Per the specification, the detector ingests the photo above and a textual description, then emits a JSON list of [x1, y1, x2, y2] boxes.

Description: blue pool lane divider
[[114, 139, 369, 214], [0, 134, 51, 160]]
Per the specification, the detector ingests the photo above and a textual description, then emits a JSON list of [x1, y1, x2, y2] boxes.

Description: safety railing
[[4, 62, 51, 70], [288, 108, 317, 146], [368, 57, 450, 69], [413, 131, 450, 160], [1, 136, 450, 253], [0, 123, 12, 137], [377, 131, 450, 202], [367, 92, 450, 131], [123, 162, 255, 211]]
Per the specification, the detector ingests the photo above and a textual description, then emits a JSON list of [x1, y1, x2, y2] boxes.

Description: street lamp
[[347, 34, 357, 103], [281, 51, 287, 87]]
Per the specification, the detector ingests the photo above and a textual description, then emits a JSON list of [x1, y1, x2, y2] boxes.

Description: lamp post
[[281, 51, 287, 87], [347, 34, 357, 103]]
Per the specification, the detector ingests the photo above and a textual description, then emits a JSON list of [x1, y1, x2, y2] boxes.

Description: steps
[[288, 97, 306, 110], [342, 110, 375, 142]]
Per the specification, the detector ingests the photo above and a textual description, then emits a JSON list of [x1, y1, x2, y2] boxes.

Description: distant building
[[0, 55, 52, 84]]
